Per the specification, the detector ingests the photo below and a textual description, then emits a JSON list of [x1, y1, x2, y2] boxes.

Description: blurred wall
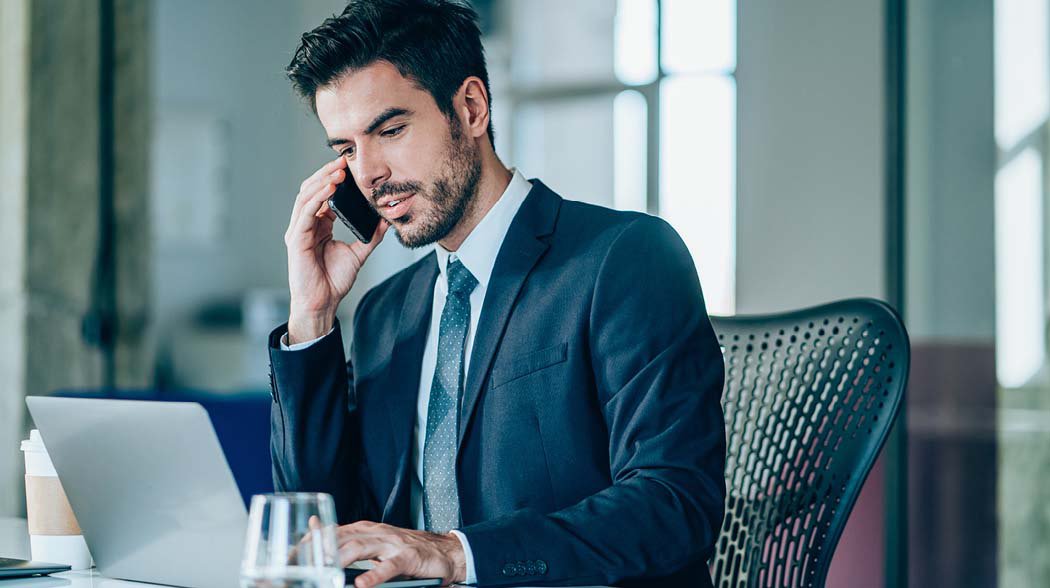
[[151, 0, 329, 326], [906, 0, 996, 343], [151, 0, 313, 389], [902, 1, 999, 583], [736, 1, 887, 315], [905, 1, 998, 586], [736, 1, 888, 587], [149, 0, 418, 389]]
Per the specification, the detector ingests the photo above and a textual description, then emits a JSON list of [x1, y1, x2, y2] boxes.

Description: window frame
[[502, 0, 738, 315]]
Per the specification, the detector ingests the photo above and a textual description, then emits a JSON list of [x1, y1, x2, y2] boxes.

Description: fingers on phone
[[294, 187, 335, 236], [296, 183, 331, 221], [327, 155, 346, 171], [299, 163, 342, 200], [290, 159, 346, 233], [315, 201, 331, 218]]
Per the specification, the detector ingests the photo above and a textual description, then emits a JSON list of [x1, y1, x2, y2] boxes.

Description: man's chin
[[391, 216, 445, 249]]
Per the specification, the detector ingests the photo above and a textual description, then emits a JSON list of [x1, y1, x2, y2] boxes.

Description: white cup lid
[[20, 429, 47, 453]]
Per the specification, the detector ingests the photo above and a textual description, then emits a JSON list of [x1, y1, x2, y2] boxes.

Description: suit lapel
[[380, 253, 437, 524], [458, 181, 560, 449]]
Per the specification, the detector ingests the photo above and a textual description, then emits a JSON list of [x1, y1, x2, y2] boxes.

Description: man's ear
[[455, 76, 490, 141]]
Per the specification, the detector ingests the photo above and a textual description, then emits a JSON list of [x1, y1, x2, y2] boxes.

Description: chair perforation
[[710, 300, 907, 587]]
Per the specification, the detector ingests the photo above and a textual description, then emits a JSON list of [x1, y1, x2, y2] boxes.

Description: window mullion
[[650, 0, 664, 216]]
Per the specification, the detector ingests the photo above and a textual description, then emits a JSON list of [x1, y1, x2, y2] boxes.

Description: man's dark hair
[[287, 0, 495, 146]]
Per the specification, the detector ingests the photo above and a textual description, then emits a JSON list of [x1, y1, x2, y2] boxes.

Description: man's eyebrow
[[325, 107, 413, 148]]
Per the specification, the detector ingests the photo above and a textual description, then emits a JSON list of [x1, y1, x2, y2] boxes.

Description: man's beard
[[385, 118, 482, 249]]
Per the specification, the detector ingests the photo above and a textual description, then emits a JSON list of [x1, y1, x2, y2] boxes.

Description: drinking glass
[[240, 492, 343, 588]]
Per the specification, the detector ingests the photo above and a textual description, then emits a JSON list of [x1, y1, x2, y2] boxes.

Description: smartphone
[[328, 171, 381, 243]]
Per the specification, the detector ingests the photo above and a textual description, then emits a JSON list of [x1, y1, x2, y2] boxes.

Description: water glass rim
[[250, 492, 334, 504]]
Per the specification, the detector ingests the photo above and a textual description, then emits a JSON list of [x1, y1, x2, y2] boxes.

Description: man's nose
[[352, 148, 390, 197]]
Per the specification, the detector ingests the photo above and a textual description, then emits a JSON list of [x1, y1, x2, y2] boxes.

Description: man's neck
[[438, 151, 512, 252]]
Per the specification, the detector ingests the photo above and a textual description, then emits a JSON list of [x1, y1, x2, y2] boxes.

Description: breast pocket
[[490, 342, 568, 389]]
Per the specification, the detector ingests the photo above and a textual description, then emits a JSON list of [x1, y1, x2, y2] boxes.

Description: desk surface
[[1, 518, 137, 587], [1, 518, 610, 588]]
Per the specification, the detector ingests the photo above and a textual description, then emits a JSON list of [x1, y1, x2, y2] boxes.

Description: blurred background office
[[0, 0, 1046, 586]]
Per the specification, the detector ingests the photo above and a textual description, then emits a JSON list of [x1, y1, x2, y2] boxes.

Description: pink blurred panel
[[826, 454, 885, 588]]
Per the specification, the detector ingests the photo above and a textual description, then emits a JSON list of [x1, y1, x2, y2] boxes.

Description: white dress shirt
[[282, 168, 532, 584]]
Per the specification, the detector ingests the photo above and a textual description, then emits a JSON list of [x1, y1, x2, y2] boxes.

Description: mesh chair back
[[708, 298, 908, 587]]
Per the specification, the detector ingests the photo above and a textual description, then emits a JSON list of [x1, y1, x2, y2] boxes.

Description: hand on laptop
[[334, 521, 465, 588]]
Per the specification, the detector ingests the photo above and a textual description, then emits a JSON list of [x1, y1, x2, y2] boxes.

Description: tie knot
[[446, 258, 478, 298]]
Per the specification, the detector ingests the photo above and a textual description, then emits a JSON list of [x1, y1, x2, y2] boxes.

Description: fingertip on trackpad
[[343, 565, 442, 587]]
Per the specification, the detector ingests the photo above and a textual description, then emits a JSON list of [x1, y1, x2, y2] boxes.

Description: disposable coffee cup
[[20, 429, 92, 570]]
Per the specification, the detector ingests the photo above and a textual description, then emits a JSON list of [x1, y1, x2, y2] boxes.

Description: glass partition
[[905, 0, 1050, 585]]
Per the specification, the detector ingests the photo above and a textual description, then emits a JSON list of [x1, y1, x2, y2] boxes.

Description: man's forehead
[[316, 62, 428, 133]]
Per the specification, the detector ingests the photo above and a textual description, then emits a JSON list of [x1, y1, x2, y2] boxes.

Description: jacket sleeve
[[460, 216, 727, 586], [268, 317, 379, 524]]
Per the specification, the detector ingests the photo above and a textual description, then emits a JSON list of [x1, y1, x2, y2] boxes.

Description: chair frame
[[709, 298, 909, 588]]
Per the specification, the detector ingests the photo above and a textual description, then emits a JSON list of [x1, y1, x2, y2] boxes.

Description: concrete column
[[0, 0, 151, 517], [23, 0, 105, 414], [112, 0, 153, 388], [0, 0, 32, 518]]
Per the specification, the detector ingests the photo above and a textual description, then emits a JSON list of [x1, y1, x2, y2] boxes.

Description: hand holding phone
[[284, 156, 389, 344]]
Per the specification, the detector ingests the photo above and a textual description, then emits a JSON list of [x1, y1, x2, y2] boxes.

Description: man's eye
[[382, 125, 405, 137], [341, 147, 354, 158]]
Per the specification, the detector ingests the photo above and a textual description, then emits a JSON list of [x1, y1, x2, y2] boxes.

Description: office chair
[[708, 298, 909, 587]]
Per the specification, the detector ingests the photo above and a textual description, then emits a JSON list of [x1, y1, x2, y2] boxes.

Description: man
[[269, 1, 727, 586]]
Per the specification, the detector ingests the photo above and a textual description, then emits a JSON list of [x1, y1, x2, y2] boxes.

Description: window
[[506, 0, 737, 315], [994, 0, 1048, 387]]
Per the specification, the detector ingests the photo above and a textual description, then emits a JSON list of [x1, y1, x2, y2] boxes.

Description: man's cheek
[[396, 137, 441, 175]]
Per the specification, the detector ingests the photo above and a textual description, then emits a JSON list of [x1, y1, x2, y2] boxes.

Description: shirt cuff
[[449, 530, 477, 585], [279, 327, 334, 351]]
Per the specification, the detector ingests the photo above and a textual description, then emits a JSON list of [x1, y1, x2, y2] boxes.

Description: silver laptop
[[26, 397, 247, 588]]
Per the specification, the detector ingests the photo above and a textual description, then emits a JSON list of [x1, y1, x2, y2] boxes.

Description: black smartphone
[[328, 171, 381, 243]]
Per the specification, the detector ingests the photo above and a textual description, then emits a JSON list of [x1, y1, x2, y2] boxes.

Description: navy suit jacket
[[268, 180, 726, 587]]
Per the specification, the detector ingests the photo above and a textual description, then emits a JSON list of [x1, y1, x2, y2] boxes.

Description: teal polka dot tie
[[423, 257, 477, 533]]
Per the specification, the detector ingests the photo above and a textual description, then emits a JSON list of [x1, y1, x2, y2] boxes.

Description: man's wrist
[[441, 532, 468, 584], [287, 309, 336, 345]]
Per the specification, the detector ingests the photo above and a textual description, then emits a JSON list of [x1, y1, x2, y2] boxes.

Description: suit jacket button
[[537, 560, 548, 574]]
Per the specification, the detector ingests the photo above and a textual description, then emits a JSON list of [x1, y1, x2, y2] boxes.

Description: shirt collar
[[435, 168, 532, 291]]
